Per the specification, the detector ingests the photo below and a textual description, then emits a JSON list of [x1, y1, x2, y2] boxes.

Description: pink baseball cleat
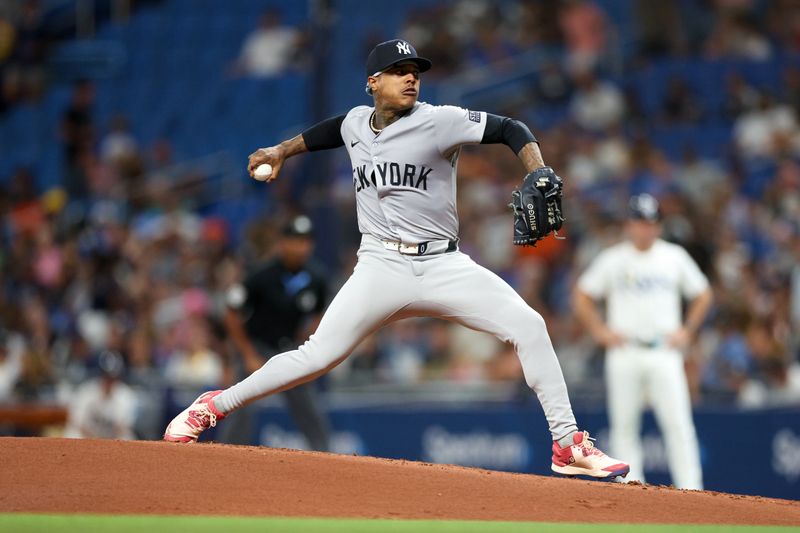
[[163, 390, 226, 443], [551, 430, 630, 479]]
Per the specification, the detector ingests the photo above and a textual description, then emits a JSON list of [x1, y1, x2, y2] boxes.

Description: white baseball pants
[[606, 346, 703, 489]]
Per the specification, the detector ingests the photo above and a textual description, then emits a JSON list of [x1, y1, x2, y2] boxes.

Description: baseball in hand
[[254, 163, 273, 181]]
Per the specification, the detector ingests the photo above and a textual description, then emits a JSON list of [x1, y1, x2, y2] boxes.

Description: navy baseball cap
[[282, 215, 314, 238], [365, 39, 432, 77], [628, 193, 661, 221]]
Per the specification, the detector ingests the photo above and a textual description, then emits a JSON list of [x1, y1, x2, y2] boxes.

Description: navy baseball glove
[[509, 166, 564, 246]]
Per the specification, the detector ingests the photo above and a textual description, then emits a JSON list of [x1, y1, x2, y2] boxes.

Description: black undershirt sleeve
[[480, 113, 538, 154], [301, 114, 347, 151]]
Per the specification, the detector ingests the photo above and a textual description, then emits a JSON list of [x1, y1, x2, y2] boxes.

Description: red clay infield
[[1, 437, 798, 525]]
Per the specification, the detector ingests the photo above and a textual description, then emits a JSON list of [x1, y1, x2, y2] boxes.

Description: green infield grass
[[1, 514, 798, 533]]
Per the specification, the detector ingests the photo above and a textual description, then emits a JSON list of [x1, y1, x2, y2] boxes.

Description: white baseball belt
[[381, 238, 458, 256]]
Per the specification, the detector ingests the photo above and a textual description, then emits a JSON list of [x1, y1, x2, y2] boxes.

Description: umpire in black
[[222, 214, 331, 451]]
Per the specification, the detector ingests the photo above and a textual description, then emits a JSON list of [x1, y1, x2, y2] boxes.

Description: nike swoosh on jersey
[[351, 140, 360, 147]]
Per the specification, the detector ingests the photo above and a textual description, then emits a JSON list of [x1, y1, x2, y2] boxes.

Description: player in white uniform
[[573, 194, 713, 489], [164, 40, 629, 479]]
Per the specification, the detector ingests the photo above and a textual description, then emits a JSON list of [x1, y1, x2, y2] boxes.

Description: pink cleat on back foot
[[163, 390, 226, 443], [551, 430, 629, 479]]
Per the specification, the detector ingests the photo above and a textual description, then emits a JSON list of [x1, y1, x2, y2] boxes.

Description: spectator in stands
[[64, 350, 138, 439], [100, 115, 138, 166], [767, 158, 800, 222], [633, 0, 686, 61], [559, 0, 610, 71], [514, 1, 562, 49], [32, 222, 64, 291], [233, 9, 300, 78], [377, 320, 429, 384], [59, 80, 95, 200], [564, 131, 603, 190], [148, 137, 175, 171], [530, 62, 572, 106], [163, 315, 224, 388], [0, 66, 18, 115], [568, 68, 625, 132], [4, 167, 43, 237], [739, 355, 800, 407], [417, 29, 462, 79], [8, 0, 48, 67], [445, 325, 504, 384], [713, 224, 750, 292], [782, 66, 800, 117], [0, 327, 24, 403], [16, 293, 53, 400], [337, 333, 384, 385], [126, 326, 155, 380], [0, 13, 14, 64], [701, 306, 754, 402], [704, 10, 772, 61], [738, 321, 800, 407], [418, 320, 454, 381], [628, 144, 675, 198], [661, 76, 704, 124], [674, 147, 727, 209], [0, 14, 17, 115], [792, 233, 800, 332], [733, 92, 799, 160], [766, 0, 800, 53], [100, 114, 143, 195], [464, 22, 520, 69], [722, 72, 760, 121], [3, 0, 48, 103]]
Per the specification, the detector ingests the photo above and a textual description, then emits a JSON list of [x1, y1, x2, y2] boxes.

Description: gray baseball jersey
[[214, 102, 579, 442], [341, 102, 486, 244]]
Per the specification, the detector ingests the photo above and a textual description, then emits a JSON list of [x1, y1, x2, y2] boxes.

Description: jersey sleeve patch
[[468, 110, 481, 123]]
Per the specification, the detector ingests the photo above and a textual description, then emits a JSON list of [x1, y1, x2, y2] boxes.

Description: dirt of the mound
[[0, 438, 797, 525]]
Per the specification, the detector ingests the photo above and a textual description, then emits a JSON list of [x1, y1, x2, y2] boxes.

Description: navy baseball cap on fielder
[[365, 39, 432, 94], [628, 193, 661, 222]]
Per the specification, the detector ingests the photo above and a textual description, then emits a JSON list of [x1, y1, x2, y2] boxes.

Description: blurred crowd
[[0, 0, 51, 113], [2, 0, 800, 440], [399, 0, 800, 76]]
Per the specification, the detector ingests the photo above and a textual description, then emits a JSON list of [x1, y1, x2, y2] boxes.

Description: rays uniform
[[578, 236, 709, 489]]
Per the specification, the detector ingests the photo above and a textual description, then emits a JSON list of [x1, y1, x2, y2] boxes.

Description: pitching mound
[[1, 437, 797, 525]]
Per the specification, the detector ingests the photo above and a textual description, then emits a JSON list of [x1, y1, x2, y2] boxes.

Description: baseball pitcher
[[165, 39, 629, 479]]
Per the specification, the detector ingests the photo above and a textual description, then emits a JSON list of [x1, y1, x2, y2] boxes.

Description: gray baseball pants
[[215, 234, 578, 441]]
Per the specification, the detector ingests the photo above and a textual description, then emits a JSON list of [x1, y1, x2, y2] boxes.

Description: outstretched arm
[[481, 114, 544, 172], [247, 114, 346, 181], [247, 134, 308, 181]]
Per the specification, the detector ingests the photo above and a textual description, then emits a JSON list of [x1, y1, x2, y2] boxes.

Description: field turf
[[2, 514, 798, 533]]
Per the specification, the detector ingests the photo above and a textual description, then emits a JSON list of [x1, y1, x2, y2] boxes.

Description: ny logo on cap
[[396, 40, 411, 54]]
